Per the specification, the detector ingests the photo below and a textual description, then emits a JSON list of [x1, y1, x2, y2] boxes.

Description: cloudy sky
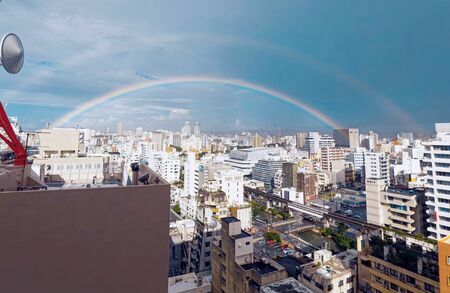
[[1, 0, 449, 134]]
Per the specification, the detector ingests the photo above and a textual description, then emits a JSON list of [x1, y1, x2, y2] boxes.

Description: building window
[[205, 261, 210, 267], [327, 284, 333, 291], [406, 275, 416, 285], [390, 268, 399, 278], [339, 280, 343, 287], [205, 242, 210, 247], [346, 276, 353, 284], [390, 282, 399, 292], [246, 241, 250, 245], [425, 283, 435, 293]]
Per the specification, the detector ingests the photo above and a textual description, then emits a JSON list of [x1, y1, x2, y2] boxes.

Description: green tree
[[173, 203, 181, 215]]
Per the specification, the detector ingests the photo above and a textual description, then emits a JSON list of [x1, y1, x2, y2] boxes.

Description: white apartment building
[[215, 169, 244, 205], [347, 147, 365, 171], [183, 153, 204, 197], [147, 151, 180, 183], [305, 132, 335, 156], [224, 147, 277, 175], [364, 151, 390, 185], [423, 123, 450, 240]]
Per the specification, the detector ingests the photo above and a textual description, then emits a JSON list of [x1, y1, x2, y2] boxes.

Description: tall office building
[[361, 131, 379, 151], [333, 128, 359, 148], [172, 132, 181, 148], [181, 121, 192, 138], [364, 151, 390, 186], [305, 132, 335, 156], [281, 162, 298, 188], [116, 122, 123, 135], [296, 132, 307, 149], [252, 159, 286, 188], [424, 123, 450, 240], [252, 133, 262, 148], [193, 122, 201, 137]]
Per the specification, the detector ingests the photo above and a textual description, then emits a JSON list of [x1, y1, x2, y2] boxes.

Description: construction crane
[[0, 102, 26, 166]]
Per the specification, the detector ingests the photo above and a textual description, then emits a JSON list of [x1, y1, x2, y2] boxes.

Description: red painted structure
[[0, 102, 26, 166]]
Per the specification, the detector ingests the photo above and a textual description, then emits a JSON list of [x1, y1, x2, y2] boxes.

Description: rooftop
[[241, 260, 279, 275], [231, 231, 252, 240], [385, 187, 422, 196], [222, 216, 240, 224], [260, 277, 313, 293], [301, 249, 357, 281], [168, 272, 211, 293]]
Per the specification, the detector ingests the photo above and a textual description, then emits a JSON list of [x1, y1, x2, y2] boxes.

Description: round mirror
[[0, 33, 24, 74]]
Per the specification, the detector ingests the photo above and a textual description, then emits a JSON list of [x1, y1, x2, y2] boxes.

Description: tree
[[264, 231, 281, 243], [173, 203, 181, 215]]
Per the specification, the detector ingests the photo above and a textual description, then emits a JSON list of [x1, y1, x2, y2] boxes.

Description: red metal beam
[[0, 102, 26, 166]]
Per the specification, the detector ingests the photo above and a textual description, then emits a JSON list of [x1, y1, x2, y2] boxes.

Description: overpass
[[244, 186, 380, 232]]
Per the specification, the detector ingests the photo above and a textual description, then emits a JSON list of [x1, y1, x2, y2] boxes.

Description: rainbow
[[52, 76, 342, 129]]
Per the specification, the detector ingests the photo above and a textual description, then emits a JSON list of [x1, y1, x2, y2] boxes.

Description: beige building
[[365, 178, 426, 234], [211, 217, 288, 293], [32, 156, 104, 185], [358, 234, 439, 293], [38, 128, 81, 158], [320, 147, 345, 172], [299, 249, 357, 293]]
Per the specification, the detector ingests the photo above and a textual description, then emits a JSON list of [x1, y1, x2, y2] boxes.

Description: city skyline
[[2, 1, 450, 132]]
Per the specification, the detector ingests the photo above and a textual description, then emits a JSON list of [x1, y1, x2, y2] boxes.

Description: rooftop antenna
[[0, 33, 24, 74]]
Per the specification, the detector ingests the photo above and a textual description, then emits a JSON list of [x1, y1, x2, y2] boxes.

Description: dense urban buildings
[[2, 116, 450, 293]]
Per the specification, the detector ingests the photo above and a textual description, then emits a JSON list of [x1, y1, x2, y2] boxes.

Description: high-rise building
[[183, 152, 204, 197], [116, 122, 123, 135], [305, 132, 335, 156], [151, 131, 164, 151], [211, 217, 288, 293], [365, 178, 427, 234], [172, 132, 181, 148], [252, 159, 286, 188], [401, 132, 414, 145], [361, 131, 379, 151], [193, 122, 201, 137], [333, 128, 359, 148], [181, 121, 192, 138], [364, 151, 390, 186], [320, 147, 345, 172], [423, 123, 450, 240], [281, 162, 298, 188], [296, 132, 307, 149], [251, 133, 262, 148], [297, 172, 317, 201], [358, 234, 439, 293], [216, 170, 244, 205]]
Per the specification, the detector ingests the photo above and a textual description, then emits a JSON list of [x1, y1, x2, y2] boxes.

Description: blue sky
[[0, 0, 449, 134]]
